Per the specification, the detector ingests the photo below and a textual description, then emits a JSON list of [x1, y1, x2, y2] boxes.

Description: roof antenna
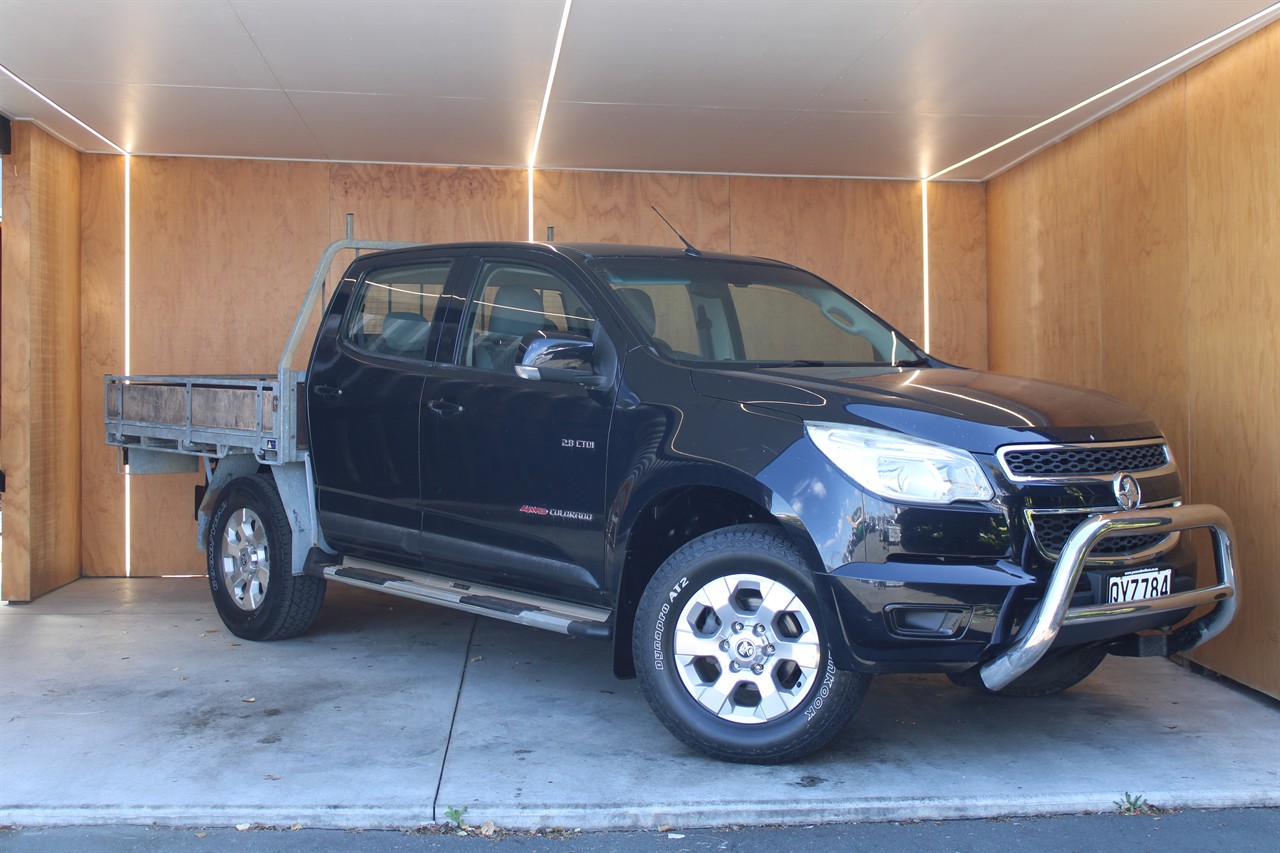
[[651, 206, 702, 257]]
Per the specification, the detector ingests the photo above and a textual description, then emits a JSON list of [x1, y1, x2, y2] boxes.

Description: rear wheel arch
[[196, 454, 262, 553], [198, 458, 320, 577]]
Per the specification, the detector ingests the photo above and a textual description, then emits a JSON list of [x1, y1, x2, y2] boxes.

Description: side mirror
[[514, 332, 606, 387]]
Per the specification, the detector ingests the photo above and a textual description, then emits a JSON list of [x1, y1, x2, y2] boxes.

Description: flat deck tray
[[107, 377, 276, 433]]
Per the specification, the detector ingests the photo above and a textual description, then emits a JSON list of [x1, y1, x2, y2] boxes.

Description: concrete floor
[[1, 578, 1277, 831]]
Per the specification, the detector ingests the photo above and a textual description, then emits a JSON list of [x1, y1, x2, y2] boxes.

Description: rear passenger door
[[418, 255, 617, 601], [308, 254, 459, 565]]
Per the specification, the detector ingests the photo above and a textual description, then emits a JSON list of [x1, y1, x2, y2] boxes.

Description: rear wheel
[[207, 474, 325, 640], [634, 524, 869, 763]]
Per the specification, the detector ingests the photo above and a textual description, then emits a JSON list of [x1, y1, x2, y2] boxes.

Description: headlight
[[805, 422, 994, 505]]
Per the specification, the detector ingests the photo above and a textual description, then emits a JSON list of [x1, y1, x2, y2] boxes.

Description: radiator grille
[[999, 442, 1169, 481], [1027, 510, 1173, 562]]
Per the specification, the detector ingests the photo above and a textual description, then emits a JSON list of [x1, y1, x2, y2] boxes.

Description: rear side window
[[345, 262, 452, 360]]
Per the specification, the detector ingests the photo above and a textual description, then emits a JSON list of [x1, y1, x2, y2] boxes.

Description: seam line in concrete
[[431, 615, 478, 824]]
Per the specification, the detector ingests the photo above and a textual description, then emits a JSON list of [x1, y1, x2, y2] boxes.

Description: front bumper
[[978, 504, 1237, 690]]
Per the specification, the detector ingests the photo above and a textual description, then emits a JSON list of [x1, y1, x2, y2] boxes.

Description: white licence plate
[[1107, 568, 1172, 603]]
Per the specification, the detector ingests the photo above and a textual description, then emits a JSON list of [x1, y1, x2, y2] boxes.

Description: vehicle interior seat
[[474, 285, 546, 371], [616, 287, 673, 355], [376, 311, 431, 358]]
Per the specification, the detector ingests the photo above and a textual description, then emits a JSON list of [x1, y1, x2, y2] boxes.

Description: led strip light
[[528, 0, 574, 241], [918, 1, 1280, 351], [0, 63, 127, 156]]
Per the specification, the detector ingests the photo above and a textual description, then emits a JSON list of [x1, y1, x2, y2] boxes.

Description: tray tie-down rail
[[104, 374, 284, 463], [980, 504, 1236, 691]]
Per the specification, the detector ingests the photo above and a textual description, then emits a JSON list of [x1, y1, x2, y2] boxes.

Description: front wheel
[[634, 525, 869, 763], [207, 474, 325, 641]]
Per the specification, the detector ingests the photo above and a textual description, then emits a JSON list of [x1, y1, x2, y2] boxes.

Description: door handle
[[427, 399, 464, 417], [313, 385, 343, 399]]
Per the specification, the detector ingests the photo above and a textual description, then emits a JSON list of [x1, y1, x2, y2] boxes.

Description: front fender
[[755, 438, 869, 572]]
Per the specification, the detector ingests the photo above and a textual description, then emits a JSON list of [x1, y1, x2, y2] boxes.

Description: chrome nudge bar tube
[[980, 505, 1237, 691]]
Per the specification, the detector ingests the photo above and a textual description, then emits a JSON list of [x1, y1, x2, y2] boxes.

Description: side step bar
[[318, 557, 613, 640]]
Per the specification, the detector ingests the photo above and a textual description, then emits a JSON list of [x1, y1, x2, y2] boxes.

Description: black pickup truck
[[106, 238, 1237, 763]]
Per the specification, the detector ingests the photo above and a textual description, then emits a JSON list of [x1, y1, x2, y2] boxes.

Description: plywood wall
[[1097, 78, 1191, 472], [331, 163, 527, 245], [1182, 22, 1279, 694], [122, 158, 330, 574], [533, 170, 988, 366], [73, 163, 981, 580], [927, 182, 988, 369], [728, 177, 925, 343], [989, 126, 1104, 389], [114, 160, 526, 574], [76, 162, 529, 576], [987, 22, 1279, 697], [0, 123, 82, 601], [79, 155, 126, 577], [533, 170, 731, 251]]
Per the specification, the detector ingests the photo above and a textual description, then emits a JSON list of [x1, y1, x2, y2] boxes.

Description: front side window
[[345, 262, 451, 360], [460, 263, 597, 372], [591, 258, 922, 367]]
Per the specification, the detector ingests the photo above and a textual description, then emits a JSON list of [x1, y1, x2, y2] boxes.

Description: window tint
[[733, 285, 875, 362], [461, 263, 597, 372], [345, 262, 451, 360], [592, 258, 917, 367], [613, 284, 700, 355]]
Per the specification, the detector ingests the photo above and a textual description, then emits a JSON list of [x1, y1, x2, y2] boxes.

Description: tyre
[[947, 644, 1108, 697], [207, 474, 325, 641], [634, 524, 870, 763]]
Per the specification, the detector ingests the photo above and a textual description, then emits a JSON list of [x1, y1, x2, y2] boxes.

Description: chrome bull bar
[[980, 504, 1237, 691]]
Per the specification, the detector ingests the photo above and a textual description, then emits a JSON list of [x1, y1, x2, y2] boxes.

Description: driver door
[[418, 257, 616, 601]]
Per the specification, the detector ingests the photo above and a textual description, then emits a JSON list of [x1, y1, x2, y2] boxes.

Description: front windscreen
[[590, 257, 923, 368]]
